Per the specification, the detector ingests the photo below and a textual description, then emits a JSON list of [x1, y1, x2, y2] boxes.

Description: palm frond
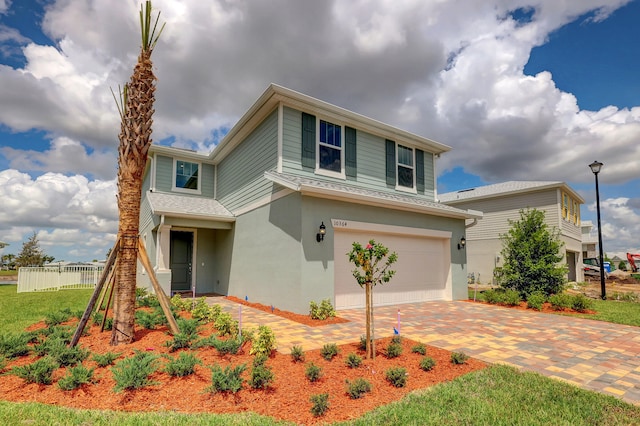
[[140, 1, 165, 53], [110, 84, 128, 120]]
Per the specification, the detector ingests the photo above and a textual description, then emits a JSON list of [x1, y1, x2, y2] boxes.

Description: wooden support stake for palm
[[138, 238, 179, 335], [69, 237, 120, 347]]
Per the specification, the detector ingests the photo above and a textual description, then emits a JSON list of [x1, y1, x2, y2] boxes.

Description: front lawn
[[0, 285, 92, 333]]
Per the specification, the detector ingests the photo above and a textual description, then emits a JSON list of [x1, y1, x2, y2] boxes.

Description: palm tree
[[110, 1, 164, 345]]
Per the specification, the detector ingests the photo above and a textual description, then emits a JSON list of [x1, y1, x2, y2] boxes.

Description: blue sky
[[0, 0, 638, 262]]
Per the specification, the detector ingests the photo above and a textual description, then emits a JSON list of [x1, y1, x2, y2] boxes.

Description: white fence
[[17, 266, 105, 293]]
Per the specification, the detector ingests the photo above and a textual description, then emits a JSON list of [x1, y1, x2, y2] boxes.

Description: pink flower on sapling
[[366, 243, 373, 250]]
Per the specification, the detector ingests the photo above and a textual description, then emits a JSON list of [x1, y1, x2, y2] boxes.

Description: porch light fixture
[[458, 236, 466, 250], [589, 160, 606, 300], [316, 222, 326, 243]]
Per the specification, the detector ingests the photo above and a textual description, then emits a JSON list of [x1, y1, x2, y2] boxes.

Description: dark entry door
[[170, 231, 193, 292]]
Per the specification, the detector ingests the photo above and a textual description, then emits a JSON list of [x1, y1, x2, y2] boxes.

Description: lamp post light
[[589, 160, 606, 300]]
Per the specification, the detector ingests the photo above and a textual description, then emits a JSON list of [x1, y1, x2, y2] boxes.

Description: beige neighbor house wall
[[441, 184, 584, 284]]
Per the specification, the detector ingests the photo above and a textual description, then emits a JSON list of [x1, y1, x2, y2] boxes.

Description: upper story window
[[561, 191, 580, 225], [317, 119, 345, 177], [173, 159, 201, 193], [397, 145, 414, 189]]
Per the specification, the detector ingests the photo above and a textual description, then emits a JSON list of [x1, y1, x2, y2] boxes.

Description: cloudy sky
[[0, 0, 638, 262]]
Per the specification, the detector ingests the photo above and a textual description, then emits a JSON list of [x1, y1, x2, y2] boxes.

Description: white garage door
[[333, 221, 452, 310]]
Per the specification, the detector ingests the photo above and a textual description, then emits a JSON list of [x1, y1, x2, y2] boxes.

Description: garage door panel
[[334, 228, 450, 310]]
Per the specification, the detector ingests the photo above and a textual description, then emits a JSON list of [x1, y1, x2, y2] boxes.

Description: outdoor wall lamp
[[316, 222, 326, 243], [458, 236, 466, 250]]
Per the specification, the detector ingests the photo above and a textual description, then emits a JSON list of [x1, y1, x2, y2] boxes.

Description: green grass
[[0, 401, 288, 425], [0, 285, 93, 333], [0, 270, 17, 277], [566, 298, 640, 326], [344, 365, 640, 425]]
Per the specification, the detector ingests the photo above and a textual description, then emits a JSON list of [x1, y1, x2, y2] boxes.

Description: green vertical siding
[[200, 163, 215, 198], [282, 106, 302, 172], [155, 155, 173, 192], [217, 109, 278, 211], [423, 151, 435, 199]]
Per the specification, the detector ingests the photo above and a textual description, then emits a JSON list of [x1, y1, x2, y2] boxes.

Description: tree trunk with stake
[[110, 1, 165, 345]]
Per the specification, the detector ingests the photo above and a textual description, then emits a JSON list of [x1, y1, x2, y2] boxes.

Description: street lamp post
[[589, 160, 606, 300]]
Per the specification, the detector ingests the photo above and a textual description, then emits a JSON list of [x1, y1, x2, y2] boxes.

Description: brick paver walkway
[[207, 297, 640, 404]]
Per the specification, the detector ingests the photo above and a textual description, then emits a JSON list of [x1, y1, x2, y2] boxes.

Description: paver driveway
[[210, 298, 640, 404]]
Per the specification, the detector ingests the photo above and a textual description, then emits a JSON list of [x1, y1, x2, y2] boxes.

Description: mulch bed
[[1, 316, 487, 425]]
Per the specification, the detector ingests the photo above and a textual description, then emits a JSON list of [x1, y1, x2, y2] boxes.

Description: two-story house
[[439, 181, 585, 285], [138, 84, 481, 314]]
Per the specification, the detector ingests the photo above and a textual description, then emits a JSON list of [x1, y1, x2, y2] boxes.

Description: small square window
[[175, 160, 199, 191]]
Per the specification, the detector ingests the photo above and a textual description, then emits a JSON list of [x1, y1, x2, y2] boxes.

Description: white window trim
[[395, 144, 417, 194], [172, 158, 202, 195], [315, 117, 346, 180]]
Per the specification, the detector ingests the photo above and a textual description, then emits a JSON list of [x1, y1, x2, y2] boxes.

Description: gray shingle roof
[[147, 192, 234, 220], [265, 171, 481, 219], [439, 181, 570, 203]]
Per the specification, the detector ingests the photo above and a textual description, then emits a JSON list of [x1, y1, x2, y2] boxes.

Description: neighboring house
[[137, 84, 481, 314], [581, 220, 598, 259], [439, 181, 585, 284]]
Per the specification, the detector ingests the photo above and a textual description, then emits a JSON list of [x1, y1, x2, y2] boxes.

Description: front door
[[170, 231, 193, 292]]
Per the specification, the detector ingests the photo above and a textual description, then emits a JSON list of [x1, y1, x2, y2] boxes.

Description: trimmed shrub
[[44, 310, 71, 327], [503, 289, 522, 306], [207, 364, 246, 394], [249, 363, 274, 389], [191, 298, 221, 323], [391, 335, 402, 344], [420, 356, 436, 371], [170, 294, 193, 312], [0, 332, 32, 358], [359, 335, 368, 351], [253, 353, 268, 367], [164, 352, 201, 377], [92, 352, 120, 367], [250, 325, 276, 356], [166, 318, 200, 352], [571, 293, 594, 312], [290, 345, 305, 363], [309, 299, 336, 320], [196, 335, 242, 355], [346, 377, 372, 399], [482, 288, 505, 304], [135, 310, 164, 330], [385, 366, 408, 388], [214, 311, 239, 337], [451, 351, 469, 365], [320, 343, 339, 361], [385, 342, 403, 359], [411, 343, 427, 355], [58, 364, 94, 390], [345, 353, 362, 369], [11, 356, 58, 385], [310, 393, 329, 417], [527, 291, 546, 311], [305, 362, 322, 382], [549, 293, 573, 311], [111, 351, 159, 392]]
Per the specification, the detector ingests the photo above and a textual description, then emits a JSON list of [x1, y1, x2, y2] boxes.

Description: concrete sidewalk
[[208, 297, 640, 405]]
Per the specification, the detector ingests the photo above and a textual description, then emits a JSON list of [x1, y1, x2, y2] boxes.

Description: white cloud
[[0, 169, 117, 261], [588, 197, 640, 257]]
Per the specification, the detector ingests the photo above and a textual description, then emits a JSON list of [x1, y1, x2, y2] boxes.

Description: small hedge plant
[[250, 325, 276, 356], [526, 291, 546, 311], [420, 356, 436, 371], [163, 352, 201, 377], [451, 351, 469, 365], [320, 343, 339, 361], [290, 345, 305, 362], [385, 366, 408, 388], [207, 364, 246, 394], [345, 353, 362, 368], [549, 293, 573, 311], [310, 393, 329, 417], [346, 377, 372, 399], [309, 299, 336, 320], [305, 362, 322, 382], [111, 351, 159, 392], [58, 364, 95, 390], [10, 356, 58, 385]]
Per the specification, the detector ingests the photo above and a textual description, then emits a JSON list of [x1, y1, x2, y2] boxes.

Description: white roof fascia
[[441, 181, 585, 205]]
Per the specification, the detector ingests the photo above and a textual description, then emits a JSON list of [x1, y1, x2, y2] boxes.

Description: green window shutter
[[416, 149, 425, 193], [385, 139, 396, 186], [301, 112, 316, 169], [345, 126, 357, 178]]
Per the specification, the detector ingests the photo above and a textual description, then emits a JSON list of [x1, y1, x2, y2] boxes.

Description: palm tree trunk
[[110, 2, 163, 345]]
